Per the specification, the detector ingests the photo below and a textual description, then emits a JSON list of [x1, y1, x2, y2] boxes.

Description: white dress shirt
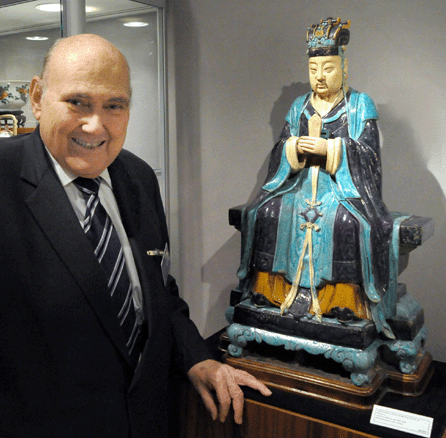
[[46, 149, 143, 324]]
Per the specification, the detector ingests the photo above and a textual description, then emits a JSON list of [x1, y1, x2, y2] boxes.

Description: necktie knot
[[74, 177, 101, 196]]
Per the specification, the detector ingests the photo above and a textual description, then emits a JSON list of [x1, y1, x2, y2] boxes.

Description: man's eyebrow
[[104, 97, 131, 107], [108, 97, 130, 103], [64, 94, 130, 104], [66, 93, 90, 99]]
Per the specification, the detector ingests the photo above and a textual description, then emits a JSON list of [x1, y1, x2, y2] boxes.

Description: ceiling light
[[123, 22, 149, 28], [35, 3, 60, 12], [35, 4, 98, 13], [26, 36, 49, 41]]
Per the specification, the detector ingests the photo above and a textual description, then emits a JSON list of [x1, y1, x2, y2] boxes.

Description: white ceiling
[[0, 0, 154, 35]]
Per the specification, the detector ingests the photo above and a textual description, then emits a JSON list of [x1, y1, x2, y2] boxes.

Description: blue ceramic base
[[226, 322, 427, 386]]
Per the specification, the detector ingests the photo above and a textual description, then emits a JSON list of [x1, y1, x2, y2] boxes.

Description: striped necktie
[[74, 177, 141, 367]]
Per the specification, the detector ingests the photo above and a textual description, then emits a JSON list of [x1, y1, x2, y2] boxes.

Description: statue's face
[[309, 55, 344, 99]]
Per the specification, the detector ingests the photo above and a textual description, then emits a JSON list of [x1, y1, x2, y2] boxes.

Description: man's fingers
[[213, 384, 231, 422], [197, 387, 218, 421], [213, 367, 237, 422], [259, 384, 272, 396], [217, 367, 271, 424], [228, 385, 244, 424], [187, 360, 271, 425], [222, 368, 245, 424], [232, 369, 272, 396]]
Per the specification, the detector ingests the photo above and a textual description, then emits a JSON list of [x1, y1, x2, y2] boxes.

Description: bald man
[[0, 34, 270, 438]]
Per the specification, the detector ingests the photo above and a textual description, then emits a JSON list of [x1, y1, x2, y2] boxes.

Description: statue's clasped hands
[[297, 136, 328, 156]]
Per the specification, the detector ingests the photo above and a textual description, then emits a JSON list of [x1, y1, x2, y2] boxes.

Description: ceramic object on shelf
[[0, 81, 30, 110]]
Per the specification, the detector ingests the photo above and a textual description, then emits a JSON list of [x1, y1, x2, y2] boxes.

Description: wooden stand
[[178, 383, 385, 438], [175, 330, 446, 438], [224, 350, 433, 410], [177, 358, 446, 438]]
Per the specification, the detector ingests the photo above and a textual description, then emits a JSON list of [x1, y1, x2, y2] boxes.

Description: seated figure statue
[[227, 17, 433, 389], [237, 18, 401, 339]]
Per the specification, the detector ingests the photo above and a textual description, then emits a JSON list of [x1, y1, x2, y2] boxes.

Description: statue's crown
[[307, 17, 350, 57]]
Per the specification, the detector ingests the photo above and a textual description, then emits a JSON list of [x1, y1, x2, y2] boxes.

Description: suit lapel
[[107, 156, 163, 345], [20, 130, 133, 366]]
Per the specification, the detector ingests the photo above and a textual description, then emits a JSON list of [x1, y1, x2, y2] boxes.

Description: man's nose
[[82, 113, 105, 133], [316, 68, 324, 80]]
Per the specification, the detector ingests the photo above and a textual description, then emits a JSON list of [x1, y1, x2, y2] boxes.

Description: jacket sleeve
[[146, 161, 214, 373]]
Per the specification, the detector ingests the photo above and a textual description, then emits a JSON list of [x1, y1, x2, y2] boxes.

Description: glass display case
[[0, 0, 168, 204]]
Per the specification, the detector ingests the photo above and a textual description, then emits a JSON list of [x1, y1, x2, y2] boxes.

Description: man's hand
[[187, 359, 272, 424]]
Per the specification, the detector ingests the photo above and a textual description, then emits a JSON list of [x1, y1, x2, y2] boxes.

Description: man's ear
[[30, 76, 43, 121], [344, 58, 348, 81]]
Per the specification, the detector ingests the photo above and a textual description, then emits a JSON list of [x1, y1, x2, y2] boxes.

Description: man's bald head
[[41, 34, 131, 97]]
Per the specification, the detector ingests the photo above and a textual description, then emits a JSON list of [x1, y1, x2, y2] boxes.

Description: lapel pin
[[147, 249, 165, 256], [147, 244, 170, 286]]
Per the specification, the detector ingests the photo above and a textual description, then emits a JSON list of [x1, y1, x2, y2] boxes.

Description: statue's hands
[[187, 359, 272, 424], [298, 136, 328, 156]]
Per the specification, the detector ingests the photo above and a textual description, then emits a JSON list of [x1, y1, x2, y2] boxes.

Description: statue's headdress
[[307, 17, 350, 57]]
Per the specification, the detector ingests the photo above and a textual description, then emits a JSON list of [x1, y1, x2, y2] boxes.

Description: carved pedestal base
[[226, 321, 428, 386], [222, 330, 433, 410], [225, 280, 429, 392]]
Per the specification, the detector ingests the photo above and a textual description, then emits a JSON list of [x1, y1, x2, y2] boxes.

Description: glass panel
[[0, 0, 62, 130], [0, 0, 167, 206], [85, 1, 167, 204]]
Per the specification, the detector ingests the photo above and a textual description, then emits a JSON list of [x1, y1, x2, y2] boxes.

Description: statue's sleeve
[[345, 109, 393, 301], [343, 91, 384, 203], [264, 122, 291, 184], [351, 119, 383, 197], [262, 93, 312, 192], [262, 123, 295, 192], [346, 98, 384, 205]]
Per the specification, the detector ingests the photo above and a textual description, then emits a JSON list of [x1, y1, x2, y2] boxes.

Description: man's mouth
[[72, 138, 106, 150]]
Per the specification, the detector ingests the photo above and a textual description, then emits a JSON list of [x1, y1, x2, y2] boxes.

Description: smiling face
[[30, 35, 131, 178], [308, 55, 346, 100]]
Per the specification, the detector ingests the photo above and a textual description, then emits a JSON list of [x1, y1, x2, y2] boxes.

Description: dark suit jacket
[[0, 129, 211, 437]]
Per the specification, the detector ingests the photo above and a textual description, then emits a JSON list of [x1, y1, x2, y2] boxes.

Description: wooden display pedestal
[[224, 350, 433, 410], [178, 384, 385, 438], [176, 332, 446, 438]]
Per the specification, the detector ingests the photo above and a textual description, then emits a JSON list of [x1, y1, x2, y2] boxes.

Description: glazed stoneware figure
[[237, 18, 397, 337]]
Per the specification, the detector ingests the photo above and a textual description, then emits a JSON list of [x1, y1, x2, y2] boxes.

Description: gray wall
[[169, 0, 446, 362]]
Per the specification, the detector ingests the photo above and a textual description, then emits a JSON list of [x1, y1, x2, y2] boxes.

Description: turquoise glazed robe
[[237, 89, 400, 337]]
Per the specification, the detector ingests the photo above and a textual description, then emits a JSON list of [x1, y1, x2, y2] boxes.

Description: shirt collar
[[45, 146, 112, 189]]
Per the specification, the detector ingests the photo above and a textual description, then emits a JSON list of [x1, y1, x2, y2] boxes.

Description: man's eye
[[106, 102, 129, 112], [67, 99, 83, 107]]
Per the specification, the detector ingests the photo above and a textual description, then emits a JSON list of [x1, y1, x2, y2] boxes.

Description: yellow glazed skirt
[[253, 271, 370, 319]]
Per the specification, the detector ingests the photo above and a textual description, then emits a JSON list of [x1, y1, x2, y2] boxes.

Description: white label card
[[370, 405, 433, 438]]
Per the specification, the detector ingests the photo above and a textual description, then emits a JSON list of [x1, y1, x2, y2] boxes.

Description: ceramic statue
[[226, 18, 433, 387]]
